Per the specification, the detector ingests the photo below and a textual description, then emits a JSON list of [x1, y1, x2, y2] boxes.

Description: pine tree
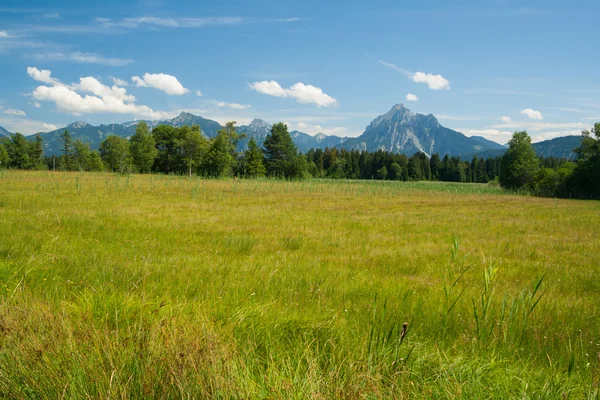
[[263, 122, 305, 179], [244, 137, 266, 177], [60, 130, 74, 171], [29, 133, 44, 169]]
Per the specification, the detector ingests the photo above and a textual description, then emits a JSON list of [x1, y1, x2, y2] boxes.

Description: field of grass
[[1, 170, 599, 399]]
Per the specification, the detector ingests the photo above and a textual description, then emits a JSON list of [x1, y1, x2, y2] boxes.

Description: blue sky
[[1, 0, 599, 144]]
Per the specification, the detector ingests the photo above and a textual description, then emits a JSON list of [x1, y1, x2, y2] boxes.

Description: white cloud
[[43, 13, 61, 19], [0, 31, 8, 38], [30, 52, 133, 66], [132, 73, 189, 95], [28, 67, 170, 119], [112, 77, 129, 86], [27, 66, 60, 85], [196, 90, 202, 97], [405, 93, 419, 102], [248, 80, 337, 107], [248, 80, 287, 97], [412, 71, 450, 90], [42, 123, 57, 131], [520, 108, 543, 120], [500, 116, 512, 122], [74, 76, 136, 102], [33, 102, 41, 108], [3, 108, 27, 116], [215, 101, 250, 110]]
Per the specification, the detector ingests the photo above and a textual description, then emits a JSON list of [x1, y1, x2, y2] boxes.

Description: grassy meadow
[[0, 170, 599, 399]]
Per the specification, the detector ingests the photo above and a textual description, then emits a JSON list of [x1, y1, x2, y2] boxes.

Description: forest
[[1, 121, 599, 199]]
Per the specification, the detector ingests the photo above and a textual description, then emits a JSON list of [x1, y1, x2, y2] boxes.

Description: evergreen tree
[[130, 121, 158, 173], [388, 163, 402, 180], [408, 154, 422, 180], [8, 133, 32, 169], [263, 122, 305, 179], [60, 130, 74, 171], [499, 131, 539, 189], [430, 153, 442, 180], [29, 133, 45, 169], [244, 137, 266, 177]]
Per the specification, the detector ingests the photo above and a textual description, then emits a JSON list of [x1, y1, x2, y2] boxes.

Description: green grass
[[0, 170, 599, 399]]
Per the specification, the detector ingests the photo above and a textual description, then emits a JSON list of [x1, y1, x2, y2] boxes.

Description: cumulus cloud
[[406, 93, 419, 102], [248, 80, 337, 107], [0, 31, 8, 38], [31, 52, 133, 66], [27, 67, 60, 85], [42, 123, 57, 131], [412, 71, 450, 90], [132, 73, 189, 95], [196, 90, 202, 97], [112, 77, 129, 86], [520, 108, 543, 120], [3, 108, 27, 116], [500, 116, 512, 122], [27, 66, 169, 119]]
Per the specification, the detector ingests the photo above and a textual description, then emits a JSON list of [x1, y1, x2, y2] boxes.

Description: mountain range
[[0, 104, 584, 159]]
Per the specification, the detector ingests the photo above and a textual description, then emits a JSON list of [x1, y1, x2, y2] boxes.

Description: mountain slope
[[533, 136, 581, 159], [341, 104, 501, 157], [0, 126, 11, 138]]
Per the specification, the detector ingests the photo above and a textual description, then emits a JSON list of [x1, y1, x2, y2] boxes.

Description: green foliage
[[130, 121, 158, 173], [263, 123, 307, 179], [377, 165, 387, 180], [99, 135, 132, 174], [0, 143, 9, 168], [568, 123, 600, 199], [29, 133, 45, 169], [6, 133, 31, 169], [203, 131, 234, 177], [179, 125, 209, 177], [60, 129, 75, 171], [244, 137, 266, 177], [499, 131, 539, 190]]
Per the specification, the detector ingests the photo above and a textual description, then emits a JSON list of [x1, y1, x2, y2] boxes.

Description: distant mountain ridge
[[0, 105, 587, 159]]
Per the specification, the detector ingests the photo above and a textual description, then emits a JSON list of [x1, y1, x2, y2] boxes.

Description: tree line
[[1, 121, 598, 199]]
